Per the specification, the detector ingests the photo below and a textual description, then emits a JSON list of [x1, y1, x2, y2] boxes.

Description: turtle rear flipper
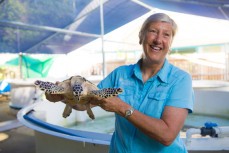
[[63, 104, 72, 118], [85, 103, 95, 120]]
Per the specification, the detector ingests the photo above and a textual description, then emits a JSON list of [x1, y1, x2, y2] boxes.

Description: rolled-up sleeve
[[166, 73, 194, 113]]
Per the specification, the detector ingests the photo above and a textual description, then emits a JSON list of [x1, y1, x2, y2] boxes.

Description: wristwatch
[[125, 107, 135, 118]]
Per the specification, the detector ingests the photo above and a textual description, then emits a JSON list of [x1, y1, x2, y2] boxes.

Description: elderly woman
[[47, 13, 194, 153], [96, 13, 194, 153]]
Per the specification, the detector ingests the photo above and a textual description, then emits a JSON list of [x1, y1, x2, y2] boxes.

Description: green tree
[[0, 0, 76, 53]]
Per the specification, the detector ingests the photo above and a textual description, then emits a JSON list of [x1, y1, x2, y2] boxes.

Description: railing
[[168, 57, 227, 81]]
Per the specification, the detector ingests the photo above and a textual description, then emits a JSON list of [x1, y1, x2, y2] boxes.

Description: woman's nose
[[154, 34, 162, 44]]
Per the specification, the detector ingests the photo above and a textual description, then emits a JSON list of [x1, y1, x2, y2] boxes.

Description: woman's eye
[[148, 29, 157, 33], [164, 33, 171, 37]]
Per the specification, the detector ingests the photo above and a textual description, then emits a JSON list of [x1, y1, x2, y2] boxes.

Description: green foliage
[[0, 0, 26, 21], [0, 0, 76, 53]]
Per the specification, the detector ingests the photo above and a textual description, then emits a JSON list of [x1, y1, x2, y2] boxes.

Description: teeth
[[150, 45, 160, 51]]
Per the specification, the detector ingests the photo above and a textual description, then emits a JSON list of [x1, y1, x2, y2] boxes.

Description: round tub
[[17, 80, 229, 153], [193, 80, 229, 118]]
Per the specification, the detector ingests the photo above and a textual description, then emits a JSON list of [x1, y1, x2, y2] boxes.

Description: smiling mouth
[[150, 45, 161, 52]]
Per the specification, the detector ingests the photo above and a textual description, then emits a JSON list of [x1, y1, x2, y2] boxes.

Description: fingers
[[45, 93, 64, 102], [88, 97, 104, 108], [55, 81, 60, 85], [88, 96, 102, 105], [98, 102, 103, 107], [72, 104, 87, 111]]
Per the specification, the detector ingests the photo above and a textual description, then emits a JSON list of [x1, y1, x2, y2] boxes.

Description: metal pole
[[0, 20, 100, 38], [224, 43, 229, 81], [100, 0, 105, 78], [16, 28, 23, 79], [19, 52, 23, 79]]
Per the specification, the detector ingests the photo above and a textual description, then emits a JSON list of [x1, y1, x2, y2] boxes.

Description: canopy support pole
[[16, 28, 23, 79], [100, 0, 105, 78]]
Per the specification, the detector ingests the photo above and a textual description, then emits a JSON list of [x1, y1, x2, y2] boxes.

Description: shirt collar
[[157, 59, 170, 84], [132, 59, 142, 81], [131, 58, 171, 84]]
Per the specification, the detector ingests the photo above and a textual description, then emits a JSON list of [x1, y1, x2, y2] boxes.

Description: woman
[[47, 13, 194, 153]]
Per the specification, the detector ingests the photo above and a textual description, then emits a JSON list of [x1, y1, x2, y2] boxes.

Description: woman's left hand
[[94, 96, 130, 116]]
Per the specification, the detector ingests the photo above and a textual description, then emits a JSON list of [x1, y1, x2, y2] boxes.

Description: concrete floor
[[0, 101, 36, 153]]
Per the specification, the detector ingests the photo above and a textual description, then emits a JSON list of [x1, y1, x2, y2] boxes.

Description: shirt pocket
[[144, 92, 167, 118]]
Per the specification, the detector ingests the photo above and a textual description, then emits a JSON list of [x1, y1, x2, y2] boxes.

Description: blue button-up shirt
[[98, 59, 194, 153]]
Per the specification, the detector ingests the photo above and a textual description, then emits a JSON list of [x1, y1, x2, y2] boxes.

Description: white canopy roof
[[69, 9, 229, 54]]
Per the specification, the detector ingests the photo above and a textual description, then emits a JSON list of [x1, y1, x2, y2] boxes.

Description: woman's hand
[[93, 96, 129, 116], [45, 93, 64, 102], [44, 81, 64, 102]]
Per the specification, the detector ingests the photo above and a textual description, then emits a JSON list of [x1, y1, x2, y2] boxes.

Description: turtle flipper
[[34, 80, 64, 94], [90, 88, 123, 98], [85, 103, 95, 120], [78, 88, 123, 105], [63, 104, 72, 118]]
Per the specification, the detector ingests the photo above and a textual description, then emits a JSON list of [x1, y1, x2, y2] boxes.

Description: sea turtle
[[34, 75, 123, 119]]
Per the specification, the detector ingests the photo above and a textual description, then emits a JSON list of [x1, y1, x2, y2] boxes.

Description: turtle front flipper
[[63, 104, 72, 118], [90, 88, 123, 98], [34, 80, 65, 94], [85, 103, 95, 120]]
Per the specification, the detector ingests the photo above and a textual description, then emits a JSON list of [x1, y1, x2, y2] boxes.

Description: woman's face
[[142, 21, 173, 65]]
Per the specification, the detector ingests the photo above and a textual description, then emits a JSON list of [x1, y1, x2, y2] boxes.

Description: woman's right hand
[[45, 93, 64, 102], [44, 81, 64, 102]]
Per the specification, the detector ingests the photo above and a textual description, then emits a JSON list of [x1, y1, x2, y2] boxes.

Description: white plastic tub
[[17, 80, 229, 153]]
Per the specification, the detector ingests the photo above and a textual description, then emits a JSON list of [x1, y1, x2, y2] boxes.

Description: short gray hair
[[139, 13, 177, 44]]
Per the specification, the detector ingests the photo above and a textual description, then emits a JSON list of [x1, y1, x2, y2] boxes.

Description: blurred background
[[0, 1, 229, 153], [0, 0, 229, 82]]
